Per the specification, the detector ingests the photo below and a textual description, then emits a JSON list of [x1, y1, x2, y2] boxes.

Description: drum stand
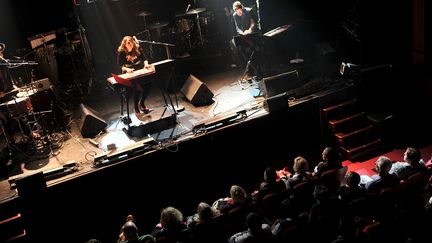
[[0, 117, 12, 155], [20, 111, 55, 156], [193, 13, 204, 47]]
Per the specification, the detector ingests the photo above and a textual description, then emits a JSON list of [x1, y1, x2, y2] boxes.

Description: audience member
[[271, 198, 296, 236], [119, 214, 135, 242], [229, 212, 273, 243], [214, 185, 251, 214], [152, 206, 190, 242], [338, 171, 366, 202], [284, 156, 313, 190], [186, 202, 219, 229], [118, 221, 155, 243], [364, 156, 400, 194], [389, 147, 426, 180], [253, 166, 286, 201], [314, 147, 343, 178], [309, 185, 343, 243]]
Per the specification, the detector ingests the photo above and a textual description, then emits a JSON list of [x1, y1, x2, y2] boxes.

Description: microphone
[[346, 63, 358, 68], [132, 36, 140, 44], [186, 4, 191, 12]]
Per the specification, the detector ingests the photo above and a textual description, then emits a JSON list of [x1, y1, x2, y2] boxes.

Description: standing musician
[[117, 36, 153, 115]]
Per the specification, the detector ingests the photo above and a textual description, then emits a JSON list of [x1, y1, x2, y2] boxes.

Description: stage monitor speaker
[[181, 74, 214, 106], [260, 70, 302, 113], [260, 70, 302, 98], [15, 172, 47, 198], [79, 104, 107, 138]]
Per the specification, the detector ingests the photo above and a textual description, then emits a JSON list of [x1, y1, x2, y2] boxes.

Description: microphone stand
[[135, 39, 184, 112], [0, 55, 11, 65], [256, 0, 261, 31], [136, 40, 175, 60]]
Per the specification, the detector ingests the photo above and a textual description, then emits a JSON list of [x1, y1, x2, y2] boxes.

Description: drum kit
[[0, 79, 57, 152], [1, 43, 57, 153], [174, 8, 207, 50], [135, 7, 213, 58]]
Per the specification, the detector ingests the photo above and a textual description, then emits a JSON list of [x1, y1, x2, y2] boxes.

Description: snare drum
[[176, 19, 192, 33], [6, 97, 33, 117]]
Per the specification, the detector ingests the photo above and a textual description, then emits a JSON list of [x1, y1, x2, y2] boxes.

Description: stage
[[0, 55, 344, 198]]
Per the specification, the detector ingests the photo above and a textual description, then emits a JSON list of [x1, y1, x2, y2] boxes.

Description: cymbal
[[136, 11, 152, 17], [147, 21, 169, 29], [186, 8, 206, 15], [175, 8, 206, 17]]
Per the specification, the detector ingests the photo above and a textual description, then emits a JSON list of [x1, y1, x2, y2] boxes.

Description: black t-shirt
[[233, 7, 256, 34], [117, 50, 146, 72]]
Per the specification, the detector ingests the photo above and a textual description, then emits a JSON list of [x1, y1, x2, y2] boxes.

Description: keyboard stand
[[119, 87, 132, 126]]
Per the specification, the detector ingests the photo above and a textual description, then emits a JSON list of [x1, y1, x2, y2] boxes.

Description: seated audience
[[309, 185, 343, 243], [152, 206, 190, 242], [389, 147, 426, 180], [119, 214, 135, 242], [314, 147, 343, 178], [338, 171, 366, 202], [186, 202, 219, 229], [284, 156, 313, 190], [253, 166, 286, 201], [363, 156, 400, 194], [271, 198, 297, 236], [213, 185, 251, 214], [229, 212, 273, 243], [118, 221, 155, 243]]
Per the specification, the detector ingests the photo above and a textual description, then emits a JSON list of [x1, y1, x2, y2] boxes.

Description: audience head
[[293, 156, 309, 174], [246, 212, 262, 232], [126, 214, 134, 222], [264, 166, 277, 183], [197, 202, 214, 222], [376, 156, 392, 175], [345, 171, 360, 188], [280, 198, 294, 218], [160, 206, 184, 230], [122, 221, 139, 240], [230, 185, 247, 204], [322, 146, 341, 164], [86, 239, 102, 243], [404, 147, 421, 165], [313, 185, 331, 203]]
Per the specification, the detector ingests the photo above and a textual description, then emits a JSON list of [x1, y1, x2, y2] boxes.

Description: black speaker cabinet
[[260, 70, 302, 98], [15, 171, 47, 198], [181, 74, 214, 106], [79, 104, 107, 138], [260, 70, 303, 113]]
